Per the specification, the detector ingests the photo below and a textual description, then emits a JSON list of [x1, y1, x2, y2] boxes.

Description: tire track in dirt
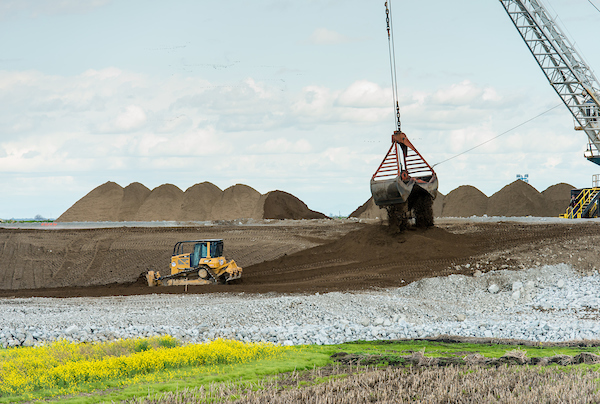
[[0, 221, 598, 297]]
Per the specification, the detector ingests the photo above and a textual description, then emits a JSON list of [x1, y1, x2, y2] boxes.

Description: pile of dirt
[[56, 182, 327, 222], [56, 182, 124, 222], [134, 184, 184, 221], [542, 183, 574, 217], [442, 186, 488, 217], [351, 181, 574, 219], [263, 191, 329, 220], [211, 184, 264, 221], [179, 182, 222, 221], [1, 220, 599, 295], [117, 183, 151, 221], [349, 193, 445, 220], [486, 181, 548, 217]]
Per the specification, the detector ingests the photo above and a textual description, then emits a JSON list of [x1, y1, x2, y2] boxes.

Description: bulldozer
[[146, 239, 242, 286]]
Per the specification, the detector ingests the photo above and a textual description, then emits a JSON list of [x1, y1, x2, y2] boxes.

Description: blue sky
[[1, 0, 600, 218]]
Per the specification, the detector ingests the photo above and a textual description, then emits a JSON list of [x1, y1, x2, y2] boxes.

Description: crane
[[369, 1, 438, 230], [500, 0, 600, 218]]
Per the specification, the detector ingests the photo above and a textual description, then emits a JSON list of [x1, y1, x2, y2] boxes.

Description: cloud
[[431, 80, 501, 106], [308, 28, 353, 45], [249, 138, 312, 154], [115, 105, 147, 131], [336, 81, 392, 108], [0, 68, 590, 219]]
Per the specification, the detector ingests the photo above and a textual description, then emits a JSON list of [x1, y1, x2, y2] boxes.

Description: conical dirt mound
[[542, 183, 574, 217], [263, 191, 329, 220], [180, 182, 223, 221], [118, 182, 151, 221], [55, 181, 331, 222], [487, 180, 547, 217], [56, 182, 124, 222], [134, 184, 184, 221], [211, 184, 263, 220], [442, 186, 488, 217]]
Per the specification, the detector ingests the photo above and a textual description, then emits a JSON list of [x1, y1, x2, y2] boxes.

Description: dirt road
[[0, 220, 598, 297]]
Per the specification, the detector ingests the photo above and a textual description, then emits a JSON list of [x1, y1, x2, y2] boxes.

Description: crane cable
[[431, 103, 562, 168], [385, 1, 401, 131], [588, 0, 600, 14]]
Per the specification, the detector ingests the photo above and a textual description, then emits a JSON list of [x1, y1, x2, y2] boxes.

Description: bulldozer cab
[[173, 240, 224, 268], [147, 238, 241, 286]]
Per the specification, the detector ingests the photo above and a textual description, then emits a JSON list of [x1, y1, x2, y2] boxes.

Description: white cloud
[[308, 28, 352, 45], [336, 80, 391, 108], [249, 138, 312, 154], [115, 105, 147, 131], [431, 80, 500, 106], [0, 68, 592, 218]]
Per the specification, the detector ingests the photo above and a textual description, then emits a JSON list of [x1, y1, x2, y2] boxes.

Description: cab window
[[210, 241, 223, 258]]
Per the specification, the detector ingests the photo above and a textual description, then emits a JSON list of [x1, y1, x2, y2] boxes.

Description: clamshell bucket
[[370, 131, 438, 206]]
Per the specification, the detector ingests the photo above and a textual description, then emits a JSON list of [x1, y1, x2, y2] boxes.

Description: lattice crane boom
[[500, 0, 600, 165]]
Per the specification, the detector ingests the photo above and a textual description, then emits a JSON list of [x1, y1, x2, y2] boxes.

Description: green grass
[[34, 348, 328, 404], [3, 339, 600, 403], [330, 339, 600, 359]]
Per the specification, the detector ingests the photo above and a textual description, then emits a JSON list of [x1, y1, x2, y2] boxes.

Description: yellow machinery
[[560, 188, 600, 219], [146, 239, 242, 286]]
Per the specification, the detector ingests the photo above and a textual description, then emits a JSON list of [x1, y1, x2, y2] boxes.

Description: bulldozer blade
[[146, 271, 157, 287]]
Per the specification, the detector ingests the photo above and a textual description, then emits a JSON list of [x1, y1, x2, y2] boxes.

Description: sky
[[2, 0, 600, 219]]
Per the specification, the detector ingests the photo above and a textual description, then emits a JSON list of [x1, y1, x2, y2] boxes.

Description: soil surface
[[0, 219, 598, 298]]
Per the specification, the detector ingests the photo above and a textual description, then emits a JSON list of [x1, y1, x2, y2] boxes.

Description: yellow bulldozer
[[146, 239, 242, 286]]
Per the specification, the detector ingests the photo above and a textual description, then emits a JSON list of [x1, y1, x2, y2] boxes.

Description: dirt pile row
[[351, 181, 573, 219], [57, 182, 327, 222]]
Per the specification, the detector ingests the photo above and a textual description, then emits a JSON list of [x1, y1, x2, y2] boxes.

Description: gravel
[[1, 263, 599, 348]]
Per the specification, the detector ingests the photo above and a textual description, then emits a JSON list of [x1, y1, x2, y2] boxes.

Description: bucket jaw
[[370, 130, 438, 228]]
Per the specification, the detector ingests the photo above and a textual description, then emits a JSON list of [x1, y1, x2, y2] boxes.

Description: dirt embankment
[[1, 220, 598, 297], [57, 182, 328, 222], [351, 181, 573, 219]]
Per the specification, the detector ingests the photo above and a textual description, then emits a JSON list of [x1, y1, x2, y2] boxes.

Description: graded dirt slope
[[442, 186, 488, 217], [1, 220, 599, 297], [0, 222, 359, 290], [263, 191, 329, 220], [56, 182, 124, 222]]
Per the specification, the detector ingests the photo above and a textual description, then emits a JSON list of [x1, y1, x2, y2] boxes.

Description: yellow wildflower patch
[[0, 336, 288, 398]]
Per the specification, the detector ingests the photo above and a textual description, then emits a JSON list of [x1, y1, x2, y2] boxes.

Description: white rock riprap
[[1, 264, 599, 348]]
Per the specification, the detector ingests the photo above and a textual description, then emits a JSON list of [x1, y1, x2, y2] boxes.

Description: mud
[[0, 220, 598, 298]]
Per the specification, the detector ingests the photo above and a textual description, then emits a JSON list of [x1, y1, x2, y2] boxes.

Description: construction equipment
[[499, 0, 600, 218], [370, 1, 438, 230], [146, 239, 242, 286], [561, 187, 600, 219]]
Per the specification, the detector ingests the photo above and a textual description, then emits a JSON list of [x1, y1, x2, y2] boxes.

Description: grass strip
[[3, 338, 600, 403]]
